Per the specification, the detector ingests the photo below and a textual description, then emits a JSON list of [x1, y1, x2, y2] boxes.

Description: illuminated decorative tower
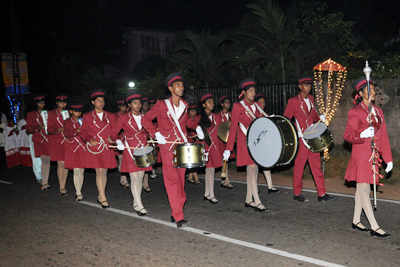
[[313, 58, 347, 160]]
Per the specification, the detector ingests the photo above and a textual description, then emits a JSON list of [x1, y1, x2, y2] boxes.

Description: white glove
[[116, 139, 125, 151], [319, 115, 326, 122], [297, 131, 303, 138], [385, 162, 393, 173], [155, 132, 167, 145], [223, 150, 231, 161], [196, 126, 205, 140], [269, 114, 275, 117], [360, 126, 374, 138]]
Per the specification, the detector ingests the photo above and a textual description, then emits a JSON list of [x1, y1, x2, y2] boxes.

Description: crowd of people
[[1, 73, 393, 236]]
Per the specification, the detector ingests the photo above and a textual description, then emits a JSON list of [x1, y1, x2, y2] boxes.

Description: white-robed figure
[[17, 117, 33, 167]]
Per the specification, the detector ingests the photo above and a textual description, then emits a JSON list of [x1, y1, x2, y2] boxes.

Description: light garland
[[7, 95, 20, 124], [313, 58, 347, 161]]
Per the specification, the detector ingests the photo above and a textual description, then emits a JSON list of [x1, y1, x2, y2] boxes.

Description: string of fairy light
[[313, 58, 347, 160], [7, 95, 20, 124]]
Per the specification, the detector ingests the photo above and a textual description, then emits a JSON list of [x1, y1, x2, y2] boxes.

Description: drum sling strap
[[239, 100, 268, 136], [295, 119, 311, 149], [164, 99, 188, 144]]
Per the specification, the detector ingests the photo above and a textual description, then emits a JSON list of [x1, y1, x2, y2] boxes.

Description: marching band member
[[26, 94, 52, 190], [80, 90, 117, 209], [142, 73, 204, 228], [255, 93, 279, 194], [343, 76, 393, 237], [64, 103, 86, 201], [111, 90, 152, 216], [223, 78, 268, 212], [114, 99, 130, 189], [283, 76, 337, 202], [198, 92, 222, 204], [186, 103, 201, 185], [47, 94, 69, 196], [149, 98, 157, 109], [140, 96, 153, 194], [147, 98, 159, 180], [215, 93, 235, 189]]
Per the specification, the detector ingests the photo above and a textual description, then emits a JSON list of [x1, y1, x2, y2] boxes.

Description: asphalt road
[[1, 162, 400, 267]]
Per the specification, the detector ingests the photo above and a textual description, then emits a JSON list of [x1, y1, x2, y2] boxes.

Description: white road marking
[[169, 172, 400, 205], [0, 180, 13, 184], [80, 200, 345, 267]]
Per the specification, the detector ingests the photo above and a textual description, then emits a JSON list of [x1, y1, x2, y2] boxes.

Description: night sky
[[0, 0, 399, 92]]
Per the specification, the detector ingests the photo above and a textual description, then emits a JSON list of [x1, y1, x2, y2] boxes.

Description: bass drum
[[246, 116, 298, 168]]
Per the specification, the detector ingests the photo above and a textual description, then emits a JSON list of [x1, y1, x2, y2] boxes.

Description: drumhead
[[133, 146, 154, 156], [303, 123, 327, 140], [246, 117, 283, 168]]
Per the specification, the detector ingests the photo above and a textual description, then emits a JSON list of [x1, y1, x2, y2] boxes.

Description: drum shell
[[304, 127, 334, 153], [246, 116, 298, 168], [173, 143, 206, 168], [133, 147, 157, 167]]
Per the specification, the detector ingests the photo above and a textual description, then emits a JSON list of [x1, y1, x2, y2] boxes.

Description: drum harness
[[86, 111, 110, 155], [164, 99, 188, 144], [239, 100, 269, 136], [125, 113, 146, 161]]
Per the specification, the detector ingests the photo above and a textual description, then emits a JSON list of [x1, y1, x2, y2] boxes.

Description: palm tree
[[241, 0, 301, 84], [171, 30, 235, 87]]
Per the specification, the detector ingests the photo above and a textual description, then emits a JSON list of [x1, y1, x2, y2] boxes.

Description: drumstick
[[303, 130, 319, 135], [312, 108, 331, 131], [109, 145, 138, 150], [147, 140, 184, 144], [221, 159, 228, 181], [143, 143, 150, 152]]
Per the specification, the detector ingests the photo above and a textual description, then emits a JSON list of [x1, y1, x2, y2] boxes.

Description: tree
[[171, 30, 235, 87]]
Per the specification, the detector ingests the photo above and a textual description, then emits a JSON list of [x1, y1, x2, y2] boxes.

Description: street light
[[128, 81, 135, 88]]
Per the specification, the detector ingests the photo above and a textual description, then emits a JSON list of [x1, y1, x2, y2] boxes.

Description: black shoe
[[352, 222, 370, 232], [41, 184, 52, 190], [318, 194, 338, 202], [97, 198, 110, 209], [245, 201, 256, 209], [171, 216, 176, 223], [254, 203, 269, 212], [187, 179, 196, 184], [137, 208, 149, 216], [120, 182, 130, 189], [142, 186, 153, 193], [370, 228, 391, 237], [221, 183, 235, 189], [60, 189, 68, 196], [176, 219, 190, 228], [294, 194, 309, 202], [268, 187, 281, 194], [195, 180, 202, 186]]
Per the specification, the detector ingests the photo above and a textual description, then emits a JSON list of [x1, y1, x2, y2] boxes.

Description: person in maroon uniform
[[186, 103, 201, 185], [142, 73, 204, 228], [343, 76, 393, 237], [111, 90, 153, 216], [214, 93, 235, 189], [80, 90, 117, 209], [283, 75, 337, 203], [198, 91, 222, 204], [47, 94, 69, 196], [223, 78, 268, 212], [26, 94, 52, 190], [254, 93, 280, 194], [114, 99, 130, 189], [140, 96, 153, 193], [64, 103, 86, 201]]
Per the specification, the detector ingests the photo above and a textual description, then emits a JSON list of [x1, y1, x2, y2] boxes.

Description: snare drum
[[173, 143, 206, 168], [133, 146, 157, 167], [246, 116, 298, 168], [303, 123, 334, 152]]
